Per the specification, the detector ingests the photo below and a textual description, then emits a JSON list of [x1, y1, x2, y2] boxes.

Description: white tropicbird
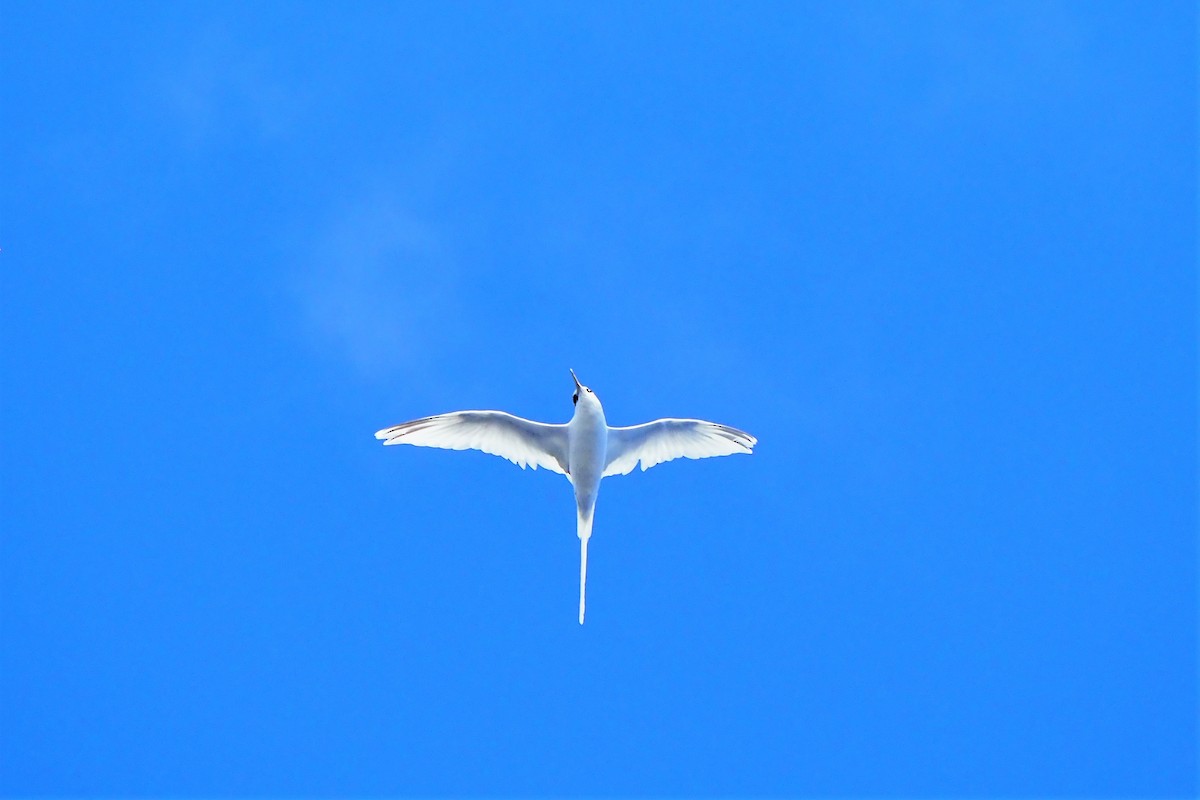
[[375, 370, 757, 624]]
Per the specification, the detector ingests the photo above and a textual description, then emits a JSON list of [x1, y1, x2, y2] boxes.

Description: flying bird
[[375, 370, 757, 624]]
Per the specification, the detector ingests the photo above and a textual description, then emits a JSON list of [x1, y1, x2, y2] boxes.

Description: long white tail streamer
[[577, 508, 593, 624]]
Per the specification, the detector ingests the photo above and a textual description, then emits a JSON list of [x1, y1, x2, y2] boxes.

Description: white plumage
[[375, 371, 756, 623], [603, 419, 756, 476], [376, 411, 569, 474]]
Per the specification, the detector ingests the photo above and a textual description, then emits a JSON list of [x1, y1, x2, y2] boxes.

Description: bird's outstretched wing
[[375, 411, 570, 475], [603, 419, 757, 476]]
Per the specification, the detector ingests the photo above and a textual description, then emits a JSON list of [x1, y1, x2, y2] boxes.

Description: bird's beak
[[570, 369, 582, 390]]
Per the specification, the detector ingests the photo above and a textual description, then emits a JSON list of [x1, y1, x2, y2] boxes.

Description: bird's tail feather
[[577, 506, 593, 625]]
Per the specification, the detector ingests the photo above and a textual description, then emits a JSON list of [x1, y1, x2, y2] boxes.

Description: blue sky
[[1, 2, 1195, 796]]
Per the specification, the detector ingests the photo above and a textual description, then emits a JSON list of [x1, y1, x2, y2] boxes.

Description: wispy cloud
[[294, 198, 462, 377], [158, 27, 299, 148], [832, 2, 1087, 125]]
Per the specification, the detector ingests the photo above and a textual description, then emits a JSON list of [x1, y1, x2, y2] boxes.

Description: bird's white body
[[566, 386, 607, 624], [375, 371, 756, 624]]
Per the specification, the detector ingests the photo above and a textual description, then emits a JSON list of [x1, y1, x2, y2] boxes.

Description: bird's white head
[[570, 369, 601, 412]]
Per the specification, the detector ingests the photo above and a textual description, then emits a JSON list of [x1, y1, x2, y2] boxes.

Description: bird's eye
[[586, 388, 592, 393], [573, 394, 578, 405]]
